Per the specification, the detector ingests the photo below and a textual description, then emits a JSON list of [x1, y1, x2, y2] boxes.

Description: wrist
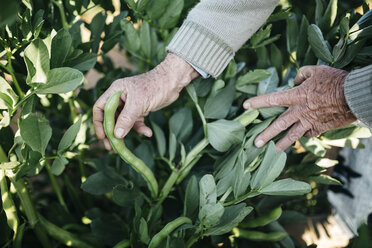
[[157, 53, 200, 90]]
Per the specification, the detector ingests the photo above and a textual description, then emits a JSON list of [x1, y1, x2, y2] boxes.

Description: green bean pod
[[232, 228, 287, 242], [104, 91, 159, 198], [148, 217, 192, 248], [240, 206, 282, 228], [0, 169, 19, 237]]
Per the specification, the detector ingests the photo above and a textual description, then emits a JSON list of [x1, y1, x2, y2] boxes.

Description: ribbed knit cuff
[[166, 21, 234, 78], [344, 65, 372, 128]]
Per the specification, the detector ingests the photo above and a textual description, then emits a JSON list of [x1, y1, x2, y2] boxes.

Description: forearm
[[167, 0, 279, 78], [344, 64, 372, 128]]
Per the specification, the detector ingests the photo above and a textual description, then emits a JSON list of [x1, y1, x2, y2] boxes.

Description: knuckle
[[273, 118, 288, 130]]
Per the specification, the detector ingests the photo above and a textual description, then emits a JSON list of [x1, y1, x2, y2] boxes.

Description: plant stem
[[127, 49, 155, 67], [10, 92, 35, 116], [157, 170, 180, 204], [186, 233, 201, 248], [219, 187, 233, 203], [51, 0, 69, 29], [68, 98, 78, 122], [45, 162, 69, 213], [223, 190, 260, 207], [6, 52, 24, 99], [195, 103, 207, 137], [0, 145, 7, 162], [10, 178, 52, 248]]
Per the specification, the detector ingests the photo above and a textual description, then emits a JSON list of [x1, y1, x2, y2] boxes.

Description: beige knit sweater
[[167, 0, 372, 128]]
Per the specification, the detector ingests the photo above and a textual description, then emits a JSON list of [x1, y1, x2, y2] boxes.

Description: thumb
[[114, 95, 140, 139], [294, 66, 315, 85]]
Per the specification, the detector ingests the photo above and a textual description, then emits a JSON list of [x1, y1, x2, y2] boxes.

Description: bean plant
[[0, 0, 371, 247]]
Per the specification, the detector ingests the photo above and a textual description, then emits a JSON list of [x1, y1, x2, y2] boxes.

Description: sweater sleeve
[[344, 65, 372, 129], [166, 0, 279, 78]]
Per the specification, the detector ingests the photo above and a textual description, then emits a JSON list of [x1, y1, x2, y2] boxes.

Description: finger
[[103, 138, 112, 151], [114, 93, 140, 139], [243, 87, 300, 109], [133, 118, 153, 137], [294, 66, 316, 85], [304, 129, 321, 138], [254, 109, 299, 148], [275, 122, 308, 151]]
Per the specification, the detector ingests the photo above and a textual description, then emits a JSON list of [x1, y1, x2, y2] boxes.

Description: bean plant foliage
[[0, 0, 371, 247]]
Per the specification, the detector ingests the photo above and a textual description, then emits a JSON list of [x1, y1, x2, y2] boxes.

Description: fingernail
[[244, 102, 251, 109], [255, 139, 264, 148], [145, 130, 152, 137], [115, 128, 125, 138]]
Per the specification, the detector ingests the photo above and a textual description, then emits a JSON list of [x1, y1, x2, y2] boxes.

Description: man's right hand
[[93, 53, 199, 150]]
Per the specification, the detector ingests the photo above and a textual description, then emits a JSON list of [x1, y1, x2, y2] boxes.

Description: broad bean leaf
[[24, 39, 50, 84], [112, 184, 141, 206], [140, 21, 151, 58], [186, 84, 198, 103], [225, 60, 237, 79], [51, 29, 72, 68], [82, 172, 123, 195], [66, 53, 97, 71], [259, 107, 286, 119], [307, 174, 341, 185], [333, 40, 365, 68], [250, 141, 286, 189], [0, 161, 20, 170], [158, 0, 183, 29], [297, 15, 310, 61], [257, 67, 279, 95], [151, 121, 166, 157], [286, 14, 298, 53], [0, 111, 10, 129], [90, 13, 106, 53], [146, 0, 168, 20], [250, 25, 271, 48], [199, 174, 217, 207], [168, 131, 177, 162], [322, 125, 371, 140], [315, 0, 325, 26], [260, 179, 311, 196], [0, 76, 18, 110], [199, 203, 224, 227], [51, 156, 68, 176], [205, 203, 253, 236], [270, 44, 283, 74], [207, 119, 245, 152], [299, 137, 326, 157], [120, 19, 140, 52], [319, 0, 337, 32], [139, 218, 150, 244], [36, 67, 84, 94], [184, 176, 199, 218], [169, 108, 193, 142], [204, 81, 235, 119], [236, 69, 271, 93], [58, 116, 82, 153], [20, 113, 51, 156], [137, 0, 151, 11], [233, 161, 251, 199], [307, 24, 333, 63]]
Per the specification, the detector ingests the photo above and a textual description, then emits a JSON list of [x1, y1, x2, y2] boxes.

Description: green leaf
[[168, 131, 177, 162], [65, 53, 97, 71], [51, 29, 72, 68], [322, 125, 371, 140], [333, 39, 365, 68], [199, 203, 224, 227], [186, 84, 198, 103], [315, 0, 325, 26], [257, 67, 279, 95], [199, 174, 217, 207], [90, 13, 106, 53], [24, 39, 50, 84], [207, 119, 245, 152], [20, 113, 51, 156], [236, 69, 271, 93], [259, 107, 286, 119], [204, 81, 235, 119], [139, 218, 150, 244], [51, 156, 68, 176], [319, 0, 338, 32], [260, 179, 311, 196], [82, 172, 123, 195], [297, 15, 310, 62], [146, 0, 168, 20], [151, 121, 166, 157], [0, 76, 18, 110], [308, 174, 342, 185], [58, 116, 82, 153], [250, 25, 272, 47], [169, 108, 193, 142], [112, 184, 140, 206], [225, 60, 237, 79], [184, 176, 199, 219], [286, 14, 299, 53], [307, 24, 333, 63], [0, 161, 20, 170], [250, 141, 286, 189], [205, 203, 253, 236], [299, 137, 326, 157], [140, 21, 152, 59], [233, 161, 251, 199], [270, 44, 283, 74], [120, 19, 140, 52], [36, 67, 84, 94], [137, 0, 151, 11], [158, 0, 183, 29], [0, 110, 10, 129]]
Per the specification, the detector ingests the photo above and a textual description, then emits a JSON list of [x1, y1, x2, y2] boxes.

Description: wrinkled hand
[[93, 53, 199, 150], [243, 65, 356, 151]]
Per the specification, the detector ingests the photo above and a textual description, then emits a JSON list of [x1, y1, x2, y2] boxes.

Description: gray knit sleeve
[[167, 0, 279, 78], [344, 65, 372, 128]]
